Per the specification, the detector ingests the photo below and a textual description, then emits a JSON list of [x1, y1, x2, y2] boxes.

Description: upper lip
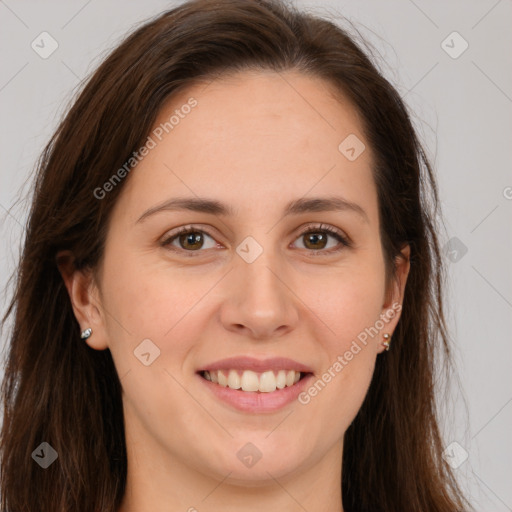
[[198, 356, 314, 374]]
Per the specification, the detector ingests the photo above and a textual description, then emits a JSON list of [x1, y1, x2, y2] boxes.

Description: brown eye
[[178, 231, 204, 250], [161, 223, 350, 257], [161, 228, 217, 252], [293, 224, 351, 254], [302, 232, 329, 250]]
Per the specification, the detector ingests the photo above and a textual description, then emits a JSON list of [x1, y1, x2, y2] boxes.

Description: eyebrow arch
[[136, 196, 369, 224]]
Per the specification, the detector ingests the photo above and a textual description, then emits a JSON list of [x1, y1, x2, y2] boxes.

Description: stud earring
[[81, 328, 92, 340], [382, 333, 391, 351]]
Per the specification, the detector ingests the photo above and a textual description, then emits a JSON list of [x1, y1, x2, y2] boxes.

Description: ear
[[377, 243, 410, 353], [56, 250, 109, 350]]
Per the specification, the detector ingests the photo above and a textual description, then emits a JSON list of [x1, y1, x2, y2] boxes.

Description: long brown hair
[[1, 0, 471, 510]]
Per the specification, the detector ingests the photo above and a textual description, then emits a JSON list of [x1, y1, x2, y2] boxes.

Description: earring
[[81, 328, 92, 340], [382, 333, 391, 351]]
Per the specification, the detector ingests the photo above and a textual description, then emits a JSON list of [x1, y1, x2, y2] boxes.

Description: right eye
[[160, 226, 220, 255]]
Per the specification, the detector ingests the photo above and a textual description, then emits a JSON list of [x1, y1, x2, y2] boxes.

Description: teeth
[[227, 369, 241, 389], [203, 369, 303, 392], [218, 370, 228, 387], [259, 371, 276, 392], [240, 370, 259, 391], [276, 370, 287, 389]]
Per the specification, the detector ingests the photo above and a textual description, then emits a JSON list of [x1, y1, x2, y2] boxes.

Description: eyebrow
[[136, 196, 369, 224]]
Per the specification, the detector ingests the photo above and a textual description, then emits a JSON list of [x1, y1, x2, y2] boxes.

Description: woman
[[0, 0, 471, 510]]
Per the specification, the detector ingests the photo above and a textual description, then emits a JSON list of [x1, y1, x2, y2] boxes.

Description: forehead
[[114, 69, 378, 225], [159, 69, 367, 154]]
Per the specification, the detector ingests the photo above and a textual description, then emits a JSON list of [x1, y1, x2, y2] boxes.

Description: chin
[[198, 437, 307, 484]]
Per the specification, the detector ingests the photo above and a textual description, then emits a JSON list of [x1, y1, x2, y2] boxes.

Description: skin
[[59, 69, 410, 512]]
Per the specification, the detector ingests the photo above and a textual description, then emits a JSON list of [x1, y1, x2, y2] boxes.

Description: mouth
[[196, 356, 315, 412], [198, 369, 311, 393]]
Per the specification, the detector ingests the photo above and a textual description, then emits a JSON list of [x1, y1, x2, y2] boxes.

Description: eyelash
[[160, 223, 352, 257]]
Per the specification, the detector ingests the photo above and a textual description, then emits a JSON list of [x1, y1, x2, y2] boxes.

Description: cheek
[[101, 247, 207, 334], [300, 260, 387, 346], [295, 261, 384, 416], [98, 250, 212, 382], [99, 259, 215, 448]]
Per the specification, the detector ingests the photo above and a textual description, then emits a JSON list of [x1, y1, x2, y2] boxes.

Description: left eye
[[161, 224, 350, 255], [293, 226, 349, 252]]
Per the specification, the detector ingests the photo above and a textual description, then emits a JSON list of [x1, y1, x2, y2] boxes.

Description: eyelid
[[160, 222, 352, 255]]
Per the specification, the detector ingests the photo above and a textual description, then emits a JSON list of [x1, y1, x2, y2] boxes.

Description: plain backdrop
[[1, 0, 511, 510]]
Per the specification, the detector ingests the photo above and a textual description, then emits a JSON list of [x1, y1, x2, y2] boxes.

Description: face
[[65, 70, 409, 489]]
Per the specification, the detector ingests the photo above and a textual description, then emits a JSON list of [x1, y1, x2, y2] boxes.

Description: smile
[[200, 369, 305, 393]]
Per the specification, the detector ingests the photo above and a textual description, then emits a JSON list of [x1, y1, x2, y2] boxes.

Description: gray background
[[1, 0, 511, 509]]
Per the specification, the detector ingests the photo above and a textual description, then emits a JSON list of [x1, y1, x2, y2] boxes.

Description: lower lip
[[197, 373, 314, 413]]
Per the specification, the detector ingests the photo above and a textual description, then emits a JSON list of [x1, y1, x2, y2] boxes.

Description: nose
[[219, 248, 300, 340]]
